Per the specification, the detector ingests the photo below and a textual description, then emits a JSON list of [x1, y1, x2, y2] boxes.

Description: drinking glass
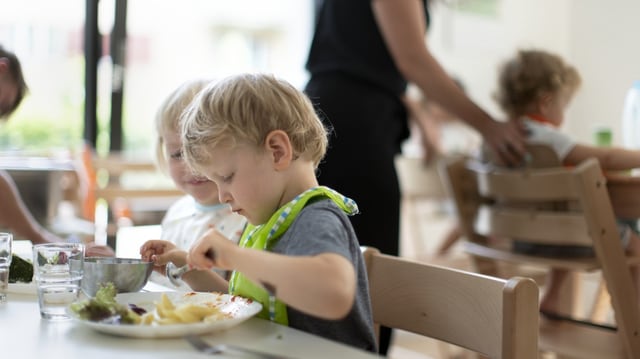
[[0, 233, 12, 303], [32, 243, 84, 320]]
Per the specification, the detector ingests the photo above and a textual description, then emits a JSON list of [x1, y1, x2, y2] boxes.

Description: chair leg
[[436, 224, 463, 256]]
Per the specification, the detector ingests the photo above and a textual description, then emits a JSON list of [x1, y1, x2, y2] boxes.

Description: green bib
[[228, 186, 358, 325]]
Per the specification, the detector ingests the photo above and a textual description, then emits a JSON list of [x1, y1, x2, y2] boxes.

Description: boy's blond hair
[[494, 49, 581, 118], [181, 73, 328, 174], [154, 79, 210, 173]]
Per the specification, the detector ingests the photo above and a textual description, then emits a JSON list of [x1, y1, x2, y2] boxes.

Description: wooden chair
[[441, 154, 640, 358], [77, 146, 183, 244], [361, 246, 539, 359], [395, 154, 470, 258]]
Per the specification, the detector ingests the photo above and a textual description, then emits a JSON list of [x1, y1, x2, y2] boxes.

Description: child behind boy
[[181, 73, 377, 352], [140, 79, 247, 292], [493, 49, 640, 322]]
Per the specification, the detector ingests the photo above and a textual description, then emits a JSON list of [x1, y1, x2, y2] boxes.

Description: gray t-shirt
[[271, 199, 377, 352]]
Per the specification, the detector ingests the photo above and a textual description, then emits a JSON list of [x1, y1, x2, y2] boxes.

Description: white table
[[1, 290, 379, 359], [4, 240, 379, 359]]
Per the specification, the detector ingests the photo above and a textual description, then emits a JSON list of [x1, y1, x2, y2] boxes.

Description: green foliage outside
[[0, 99, 152, 157]]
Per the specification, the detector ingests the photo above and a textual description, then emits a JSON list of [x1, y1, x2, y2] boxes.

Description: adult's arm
[[188, 229, 356, 320], [372, 0, 525, 165]]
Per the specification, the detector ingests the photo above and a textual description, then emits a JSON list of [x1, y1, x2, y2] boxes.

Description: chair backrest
[[91, 154, 184, 202], [79, 147, 183, 223], [441, 154, 640, 357], [361, 246, 539, 359], [394, 154, 448, 200], [480, 142, 562, 169]]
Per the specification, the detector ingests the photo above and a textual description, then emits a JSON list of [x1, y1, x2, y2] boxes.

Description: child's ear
[[265, 130, 293, 169], [537, 93, 553, 113]]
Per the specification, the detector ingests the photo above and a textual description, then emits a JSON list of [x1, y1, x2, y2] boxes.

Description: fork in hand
[[165, 249, 216, 286]]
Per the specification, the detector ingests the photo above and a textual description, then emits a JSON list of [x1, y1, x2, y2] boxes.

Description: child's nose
[[219, 190, 232, 204]]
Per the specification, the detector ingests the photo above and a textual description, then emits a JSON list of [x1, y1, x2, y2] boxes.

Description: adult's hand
[[481, 118, 527, 167]]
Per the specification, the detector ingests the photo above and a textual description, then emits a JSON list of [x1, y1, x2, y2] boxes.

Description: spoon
[[165, 249, 216, 286]]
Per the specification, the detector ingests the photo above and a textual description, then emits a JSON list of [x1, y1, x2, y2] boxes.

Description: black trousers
[[305, 73, 408, 355]]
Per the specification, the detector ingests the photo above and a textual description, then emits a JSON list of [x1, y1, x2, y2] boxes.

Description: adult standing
[[304, 1, 525, 354]]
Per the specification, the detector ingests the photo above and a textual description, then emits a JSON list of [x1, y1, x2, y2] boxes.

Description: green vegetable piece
[[8, 254, 33, 283], [69, 282, 141, 324], [95, 282, 118, 305]]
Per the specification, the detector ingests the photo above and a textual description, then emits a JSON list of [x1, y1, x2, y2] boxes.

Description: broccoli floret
[[9, 254, 33, 283]]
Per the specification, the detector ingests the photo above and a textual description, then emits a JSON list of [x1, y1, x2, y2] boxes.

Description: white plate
[[7, 281, 37, 295], [69, 291, 262, 338]]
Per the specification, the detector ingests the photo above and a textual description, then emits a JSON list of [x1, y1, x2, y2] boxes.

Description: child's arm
[[564, 144, 640, 171], [188, 228, 356, 320], [141, 239, 228, 292], [181, 268, 229, 293]]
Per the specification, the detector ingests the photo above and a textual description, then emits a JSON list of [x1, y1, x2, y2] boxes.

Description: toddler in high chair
[[492, 49, 640, 323]]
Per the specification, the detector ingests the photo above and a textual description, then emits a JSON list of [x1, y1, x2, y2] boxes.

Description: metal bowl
[[81, 257, 154, 297]]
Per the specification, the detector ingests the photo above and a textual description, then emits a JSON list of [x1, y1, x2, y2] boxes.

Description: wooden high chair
[[394, 154, 458, 257], [441, 152, 640, 358]]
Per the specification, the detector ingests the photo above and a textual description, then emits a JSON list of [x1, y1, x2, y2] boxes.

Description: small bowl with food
[[81, 257, 153, 297]]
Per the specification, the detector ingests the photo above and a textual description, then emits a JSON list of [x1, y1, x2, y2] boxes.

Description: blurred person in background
[[303, 1, 526, 354], [0, 44, 113, 256]]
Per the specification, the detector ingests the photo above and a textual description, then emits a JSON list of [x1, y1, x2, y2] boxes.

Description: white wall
[[568, 0, 640, 145], [428, 0, 640, 145]]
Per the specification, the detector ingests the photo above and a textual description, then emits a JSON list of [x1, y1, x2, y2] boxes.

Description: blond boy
[[182, 74, 377, 352]]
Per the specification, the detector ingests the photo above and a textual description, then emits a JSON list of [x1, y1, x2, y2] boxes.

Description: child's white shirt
[[161, 195, 245, 249], [523, 117, 576, 160]]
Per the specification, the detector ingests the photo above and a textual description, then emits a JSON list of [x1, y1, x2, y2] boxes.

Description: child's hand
[[140, 239, 177, 264], [187, 228, 234, 270]]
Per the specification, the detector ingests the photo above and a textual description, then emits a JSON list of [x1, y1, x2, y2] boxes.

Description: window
[[0, 0, 314, 158]]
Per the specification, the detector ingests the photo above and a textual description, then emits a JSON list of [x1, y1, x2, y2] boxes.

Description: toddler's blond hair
[[494, 49, 581, 118], [154, 79, 210, 173], [181, 73, 328, 174]]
